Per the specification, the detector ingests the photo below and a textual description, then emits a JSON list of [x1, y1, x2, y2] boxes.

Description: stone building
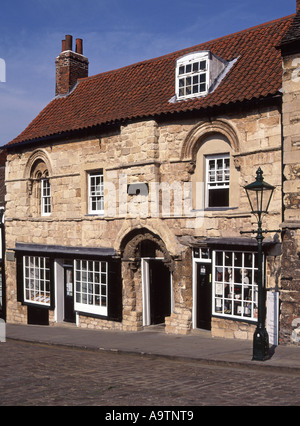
[[278, 9, 300, 343], [0, 148, 6, 320], [3, 4, 300, 344]]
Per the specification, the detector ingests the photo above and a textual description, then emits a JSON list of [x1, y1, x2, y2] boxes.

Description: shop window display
[[213, 250, 259, 321]]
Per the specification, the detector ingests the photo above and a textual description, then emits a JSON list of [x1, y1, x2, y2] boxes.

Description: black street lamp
[[242, 168, 275, 361]]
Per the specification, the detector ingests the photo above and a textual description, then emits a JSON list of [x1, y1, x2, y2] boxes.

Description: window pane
[[209, 188, 229, 207], [234, 252, 243, 267], [215, 267, 223, 282], [193, 62, 199, 72], [200, 60, 206, 70], [244, 253, 252, 268], [200, 83, 206, 92], [200, 73, 206, 83], [215, 251, 223, 266], [225, 252, 232, 266]]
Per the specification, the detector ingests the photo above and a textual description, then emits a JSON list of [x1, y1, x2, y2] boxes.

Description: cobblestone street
[[1, 340, 300, 407]]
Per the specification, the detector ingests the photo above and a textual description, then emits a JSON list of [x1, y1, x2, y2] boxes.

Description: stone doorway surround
[[119, 228, 173, 331], [119, 226, 193, 334]]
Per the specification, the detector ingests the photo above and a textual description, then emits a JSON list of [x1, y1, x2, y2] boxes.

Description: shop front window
[[213, 250, 259, 321], [74, 259, 108, 316], [23, 256, 51, 306]]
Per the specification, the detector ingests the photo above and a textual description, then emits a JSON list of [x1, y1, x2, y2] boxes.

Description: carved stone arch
[[181, 119, 240, 161], [115, 219, 182, 258], [24, 149, 52, 179], [120, 228, 174, 272]]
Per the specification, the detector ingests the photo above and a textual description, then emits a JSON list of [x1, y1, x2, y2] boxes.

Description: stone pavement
[[5, 323, 300, 374]]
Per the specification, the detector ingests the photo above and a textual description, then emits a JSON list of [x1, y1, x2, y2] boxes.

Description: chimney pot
[[65, 35, 73, 51], [56, 35, 88, 96], [76, 38, 83, 55]]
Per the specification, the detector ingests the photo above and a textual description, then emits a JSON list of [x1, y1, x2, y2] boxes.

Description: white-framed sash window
[[41, 178, 51, 216], [23, 255, 51, 306], [212, 250, 259, 321], [88, 171, 104, 214], [176, 52, 209, 100], [206, 154, 230, 208], [74, 259, 108, 316]]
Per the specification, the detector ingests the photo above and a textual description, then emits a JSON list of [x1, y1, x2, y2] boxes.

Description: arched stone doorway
[[120, 228, 173, 330]]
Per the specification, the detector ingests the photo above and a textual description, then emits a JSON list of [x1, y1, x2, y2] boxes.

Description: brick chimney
[[55, 35, 89, 96], [297, 0, 300, 12]]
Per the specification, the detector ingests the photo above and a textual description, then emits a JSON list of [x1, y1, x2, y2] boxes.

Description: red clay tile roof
[[8, 14, 295, 146], [280, 10, 300, 46]]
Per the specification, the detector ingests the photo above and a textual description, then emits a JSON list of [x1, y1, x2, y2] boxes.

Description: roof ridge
[[77, 13, 295, 85], [200, 13, 296, 45]]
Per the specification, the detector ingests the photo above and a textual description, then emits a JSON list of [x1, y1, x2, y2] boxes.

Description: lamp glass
[[244, 168, 275, 216], [245, 186, 274, 215]]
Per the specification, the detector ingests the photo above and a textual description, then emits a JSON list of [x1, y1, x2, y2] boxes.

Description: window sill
[[204, 206, 238, 212], [85, 213, 105, 217], [212, 314, 257, 325], [191, 207, 238, 212], [23, 300, 51, 309], [190, 207, 251, 219]]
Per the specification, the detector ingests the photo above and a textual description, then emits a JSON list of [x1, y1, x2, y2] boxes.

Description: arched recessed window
[[41, 174, 51, 216], [206, 153, 230, 208], [192, 133, 239, 210], [30, 159, 51, 216]]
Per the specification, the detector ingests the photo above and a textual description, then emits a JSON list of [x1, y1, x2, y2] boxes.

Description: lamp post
[[242, 168, 275, 361]]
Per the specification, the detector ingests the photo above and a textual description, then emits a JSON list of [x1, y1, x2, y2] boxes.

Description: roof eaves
[[7, 91, 283, 151], [5, 120, 121, 150]]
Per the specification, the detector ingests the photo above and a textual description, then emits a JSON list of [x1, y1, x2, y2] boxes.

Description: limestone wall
[[281, 53, 300, 344], [5, 106, 283, 336]]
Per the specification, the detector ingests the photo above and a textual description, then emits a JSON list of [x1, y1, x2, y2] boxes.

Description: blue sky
[[0, 0, 297, 146]]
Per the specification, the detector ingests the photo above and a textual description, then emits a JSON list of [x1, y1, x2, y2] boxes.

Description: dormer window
[[177, 53, 208, 98], [175, 51, 229, 101]]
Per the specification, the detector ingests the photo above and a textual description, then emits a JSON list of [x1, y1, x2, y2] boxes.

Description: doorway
[[195, 262, 212, 330], [142, 259, 172, 326], [64, 266, 76, 323]]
